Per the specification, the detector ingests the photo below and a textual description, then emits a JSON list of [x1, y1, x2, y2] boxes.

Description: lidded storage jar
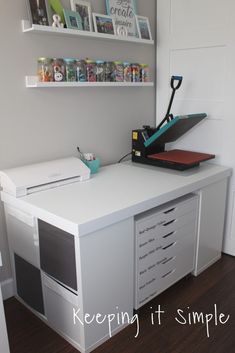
[[123, 62, 132, 82], [76, 60, 87, 82], [96, 60, 105, 82], [52, 58, 66, 82], [113, 61, 124, 82], [86, 60, 97, 82], [37, 58, 53, 82], [64, 58, 77, 82]]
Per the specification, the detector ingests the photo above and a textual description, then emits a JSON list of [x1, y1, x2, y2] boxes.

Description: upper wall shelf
[[22, 20, 154, 45]]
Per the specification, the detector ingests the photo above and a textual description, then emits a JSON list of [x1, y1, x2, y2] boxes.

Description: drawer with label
[[136, 195, 198, 238], [137, 240, 195, 307], [137, 226, 195, 288], [137, 214, 196, 272]]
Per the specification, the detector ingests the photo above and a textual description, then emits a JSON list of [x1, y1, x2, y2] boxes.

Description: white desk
[[0, 253, 10, 353], [1, 162, 232, 353]]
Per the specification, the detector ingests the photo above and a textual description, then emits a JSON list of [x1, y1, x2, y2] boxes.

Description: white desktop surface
[[1, 162, 231, 236]]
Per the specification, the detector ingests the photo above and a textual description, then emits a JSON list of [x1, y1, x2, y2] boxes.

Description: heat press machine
[[132, 76, 215, 170]]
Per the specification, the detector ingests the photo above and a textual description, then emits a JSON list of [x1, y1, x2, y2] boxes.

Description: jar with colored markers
[[123, 62, 132, 82], [37, 58, 53, 82], [113, 61, 124, 82], [52, 58, 66, 82], [76, 60, 87, 82], [140, 64, 150, 82], [86, 60, 96, 82], [104, 61, 115, 82], [64, 58, 77, 82], [131, 63, 141, 82], [96, 60, 105, 82]]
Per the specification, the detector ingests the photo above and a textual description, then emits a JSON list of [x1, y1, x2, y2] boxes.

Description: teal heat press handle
[[171, 76, 183, 90]]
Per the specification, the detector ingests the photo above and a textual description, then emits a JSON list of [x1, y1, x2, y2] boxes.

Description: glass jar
[[64, 58, 77, 82], [140, 64, 150, 82], [52, 58, 66, 82], [96, 60, 105, 82], [86, 60, 96, 82], [113, 61, 124, 82], [131, 63, 141, 82], [76, 60, 87, 82], [37, 58, 53, 82], [105, 61, 115, 82], [123, 62, 132, 82]]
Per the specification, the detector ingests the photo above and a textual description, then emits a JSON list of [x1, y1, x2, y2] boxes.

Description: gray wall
[[0, 0, 156, 282]]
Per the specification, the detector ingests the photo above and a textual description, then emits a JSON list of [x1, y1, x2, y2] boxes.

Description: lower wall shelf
[[25, 76, 154, 88]]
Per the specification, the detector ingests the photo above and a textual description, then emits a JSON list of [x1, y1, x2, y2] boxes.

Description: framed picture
[[106, 0, 138, 37], [70, 0, 92, 31], [64, 10, 83, 30], [93, 13, 116, 35], [27, 0, 50, 26], [136, 15, 152, 40]]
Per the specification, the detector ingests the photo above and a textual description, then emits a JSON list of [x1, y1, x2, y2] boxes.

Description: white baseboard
[[1, 278, 14, 300]]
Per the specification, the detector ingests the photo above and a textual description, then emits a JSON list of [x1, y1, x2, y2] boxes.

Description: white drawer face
[[135, 195, 199, 309], [137, 212, 196, 271], [137, 240, 195, 307], [136, 196, 198, 238], [137, 223, 196, 280]]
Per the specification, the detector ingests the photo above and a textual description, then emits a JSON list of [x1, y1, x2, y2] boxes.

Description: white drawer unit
[[135, 194, 199, 309]]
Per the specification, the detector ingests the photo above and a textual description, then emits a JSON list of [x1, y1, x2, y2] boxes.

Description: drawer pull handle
[[162, 256, 176, 265], [163, 231, 174, 239], [163, 219, 176, 227], [139, 270, 147, 276], [139, 241, 148, 248], [157, 257, 168, 265], [139, 253, 148, 260], [162, 268, 176, 279], [162, 241, 177, 250], [164, 207, 176, 214]]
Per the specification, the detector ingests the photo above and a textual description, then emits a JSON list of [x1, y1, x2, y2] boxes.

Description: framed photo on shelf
[[27, 0, 51, 26], [93, 13, 116, 35], [136, 15, 152, 40], [70, 0, 92, 31], [63, 10, 83, 30], [106, 0, 138, 37]]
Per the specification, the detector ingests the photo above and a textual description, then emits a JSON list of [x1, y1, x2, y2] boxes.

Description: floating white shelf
[[22, 20, 154, 45], [25, 76, 154, 88]]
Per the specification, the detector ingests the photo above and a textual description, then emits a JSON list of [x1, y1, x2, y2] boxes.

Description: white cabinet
[[135, 194, 198, 309], [0, 253, 10, 353], [194, 179, 228, 275]]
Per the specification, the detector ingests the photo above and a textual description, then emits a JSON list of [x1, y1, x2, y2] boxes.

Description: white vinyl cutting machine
[[0, 157, 90, 197]]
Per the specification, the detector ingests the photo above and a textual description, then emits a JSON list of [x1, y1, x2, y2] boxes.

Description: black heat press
[[132, 76, 215, 170]]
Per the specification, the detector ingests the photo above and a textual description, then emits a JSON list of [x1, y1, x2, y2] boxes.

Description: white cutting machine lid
[[0, 157, 90, 198]]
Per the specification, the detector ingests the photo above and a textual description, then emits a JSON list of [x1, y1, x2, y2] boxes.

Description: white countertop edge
[[1, 163, 232, 237]]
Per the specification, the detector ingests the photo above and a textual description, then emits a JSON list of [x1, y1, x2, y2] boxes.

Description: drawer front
[[137, 212, 196, 272], [136, 196, 198, 238], [137, 223, 196, 283], [43, 273, 82, 345], [135, 195, 198, 309], [137, 239, 195, 307]]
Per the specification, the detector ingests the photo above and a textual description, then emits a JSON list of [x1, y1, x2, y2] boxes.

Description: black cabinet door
[[38, 220, 77, 291], [14, 254, 45, 315]]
